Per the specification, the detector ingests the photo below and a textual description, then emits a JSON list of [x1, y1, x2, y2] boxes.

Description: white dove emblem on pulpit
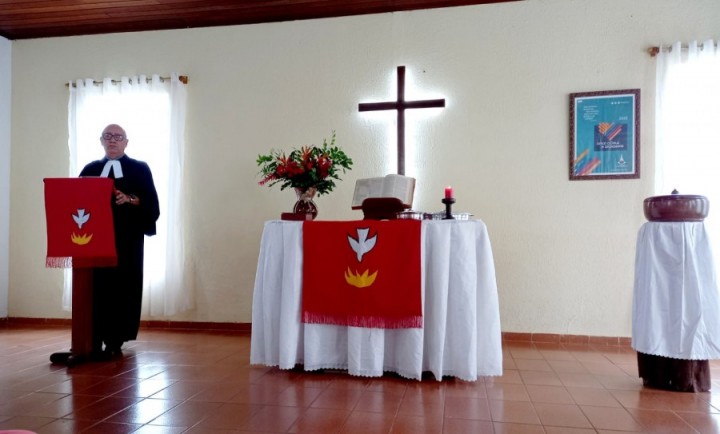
[[347, 228, 377, 262], [72, 209, 90, 229]]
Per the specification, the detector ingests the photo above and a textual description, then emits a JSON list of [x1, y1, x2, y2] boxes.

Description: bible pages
[[351, 174, 416, 209]]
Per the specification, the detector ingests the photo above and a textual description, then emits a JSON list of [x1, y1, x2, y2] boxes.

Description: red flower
[[317, 156, 331, 178], [286, 161, 304, 177], [258, 173, 276, 186], [301, 146, 313, 162]]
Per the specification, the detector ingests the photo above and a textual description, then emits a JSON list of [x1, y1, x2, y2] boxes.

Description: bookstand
[[361, 197, 407, 220]]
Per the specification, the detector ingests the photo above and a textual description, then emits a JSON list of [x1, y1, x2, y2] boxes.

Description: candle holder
[[441, 197, 455, 220]]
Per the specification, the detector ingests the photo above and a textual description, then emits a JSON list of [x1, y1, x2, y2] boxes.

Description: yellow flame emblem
[[71, 233, 93, 245], [345, 267, 378, 288]]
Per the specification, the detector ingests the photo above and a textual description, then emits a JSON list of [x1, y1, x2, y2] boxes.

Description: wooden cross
[[358, 66, 445, 175]]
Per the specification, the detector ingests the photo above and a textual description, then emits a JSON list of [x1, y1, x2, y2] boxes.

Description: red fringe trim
[[46, 257, 73, 268], [302, 312, 423, 329]]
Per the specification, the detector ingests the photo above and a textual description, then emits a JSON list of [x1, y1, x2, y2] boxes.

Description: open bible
[[351, 174, 416, 210]]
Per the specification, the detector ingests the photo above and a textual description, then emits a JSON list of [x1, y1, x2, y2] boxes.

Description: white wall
[[8, 0, 720, 336], [0, 36, 10, 318]]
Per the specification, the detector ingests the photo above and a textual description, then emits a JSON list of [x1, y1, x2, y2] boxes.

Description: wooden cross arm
[[358, 99, 445, 111]]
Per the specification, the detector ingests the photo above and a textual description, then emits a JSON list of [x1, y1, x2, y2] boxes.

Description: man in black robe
[[80, 123, 160, 358]]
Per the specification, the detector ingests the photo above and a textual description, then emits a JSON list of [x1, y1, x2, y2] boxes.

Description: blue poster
[[572, 91, 637, 178]]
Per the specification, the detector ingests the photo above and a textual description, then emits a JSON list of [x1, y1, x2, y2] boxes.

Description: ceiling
[[0, 0, 520, 40]]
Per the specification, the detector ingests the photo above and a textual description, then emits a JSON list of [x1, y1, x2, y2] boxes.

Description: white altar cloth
[[250, 219, 502, 381], [632, 222, 720, 359]]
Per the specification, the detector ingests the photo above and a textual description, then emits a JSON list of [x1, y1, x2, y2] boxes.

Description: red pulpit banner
[[302, 219, 422, 329], [44, 177, 117, 268]]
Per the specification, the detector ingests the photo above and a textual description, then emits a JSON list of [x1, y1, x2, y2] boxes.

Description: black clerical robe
[[80, 155, 160, 350]]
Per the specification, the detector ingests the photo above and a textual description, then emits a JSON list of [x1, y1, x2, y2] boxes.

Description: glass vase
[[293, 187, 318, 220]]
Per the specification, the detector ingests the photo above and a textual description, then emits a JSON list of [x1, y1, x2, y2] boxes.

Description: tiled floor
[[2, 325, 720, 434]]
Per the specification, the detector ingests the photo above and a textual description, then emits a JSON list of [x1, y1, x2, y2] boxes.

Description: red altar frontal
[[250, 219, 502, 381]]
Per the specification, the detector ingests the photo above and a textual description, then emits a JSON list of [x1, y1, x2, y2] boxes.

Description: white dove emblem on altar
[[347, 228, 377, 262], [72, 209, 90, 229]]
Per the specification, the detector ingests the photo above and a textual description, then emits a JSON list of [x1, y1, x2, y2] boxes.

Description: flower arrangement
[[257, 131, 353, 196]]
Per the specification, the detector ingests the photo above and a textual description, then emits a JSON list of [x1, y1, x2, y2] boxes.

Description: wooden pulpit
[[44, 177, 117, 366]]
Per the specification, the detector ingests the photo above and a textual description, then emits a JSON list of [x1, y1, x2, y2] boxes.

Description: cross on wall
[[358, 66, 446, 175]]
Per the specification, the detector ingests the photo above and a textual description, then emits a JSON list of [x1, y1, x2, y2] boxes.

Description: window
[[66, 74, 191, 316], [655, 41, 720, 269]]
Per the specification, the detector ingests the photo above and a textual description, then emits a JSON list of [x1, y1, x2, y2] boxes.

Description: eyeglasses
[[101, 133, 126, 142]]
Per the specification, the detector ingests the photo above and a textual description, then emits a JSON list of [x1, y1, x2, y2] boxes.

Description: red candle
[[444, 186, 453, 199]]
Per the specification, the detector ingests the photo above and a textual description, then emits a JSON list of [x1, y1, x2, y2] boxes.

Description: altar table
[[250, 219, 502, 381]]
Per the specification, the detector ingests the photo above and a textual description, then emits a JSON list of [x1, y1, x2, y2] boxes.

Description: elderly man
[[80, 124, 160, 358]]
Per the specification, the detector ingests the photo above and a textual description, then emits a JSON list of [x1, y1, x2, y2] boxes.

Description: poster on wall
[[569, 89, 640, 180]]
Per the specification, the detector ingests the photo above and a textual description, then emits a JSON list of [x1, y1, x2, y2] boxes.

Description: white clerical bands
[[100, 160, 123, 178], [101, 160, 134, 204]]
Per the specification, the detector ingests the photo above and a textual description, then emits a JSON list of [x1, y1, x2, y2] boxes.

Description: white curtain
[[66, 73, 192, 316], [655, 40, 720, 270]]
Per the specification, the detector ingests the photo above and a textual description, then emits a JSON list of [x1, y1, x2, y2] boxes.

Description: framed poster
[[569, 89, 640, 180]]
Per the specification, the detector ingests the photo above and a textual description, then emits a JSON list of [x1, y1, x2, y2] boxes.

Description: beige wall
[[8, 0, 720, 336], [0, 36, 9, 317]]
